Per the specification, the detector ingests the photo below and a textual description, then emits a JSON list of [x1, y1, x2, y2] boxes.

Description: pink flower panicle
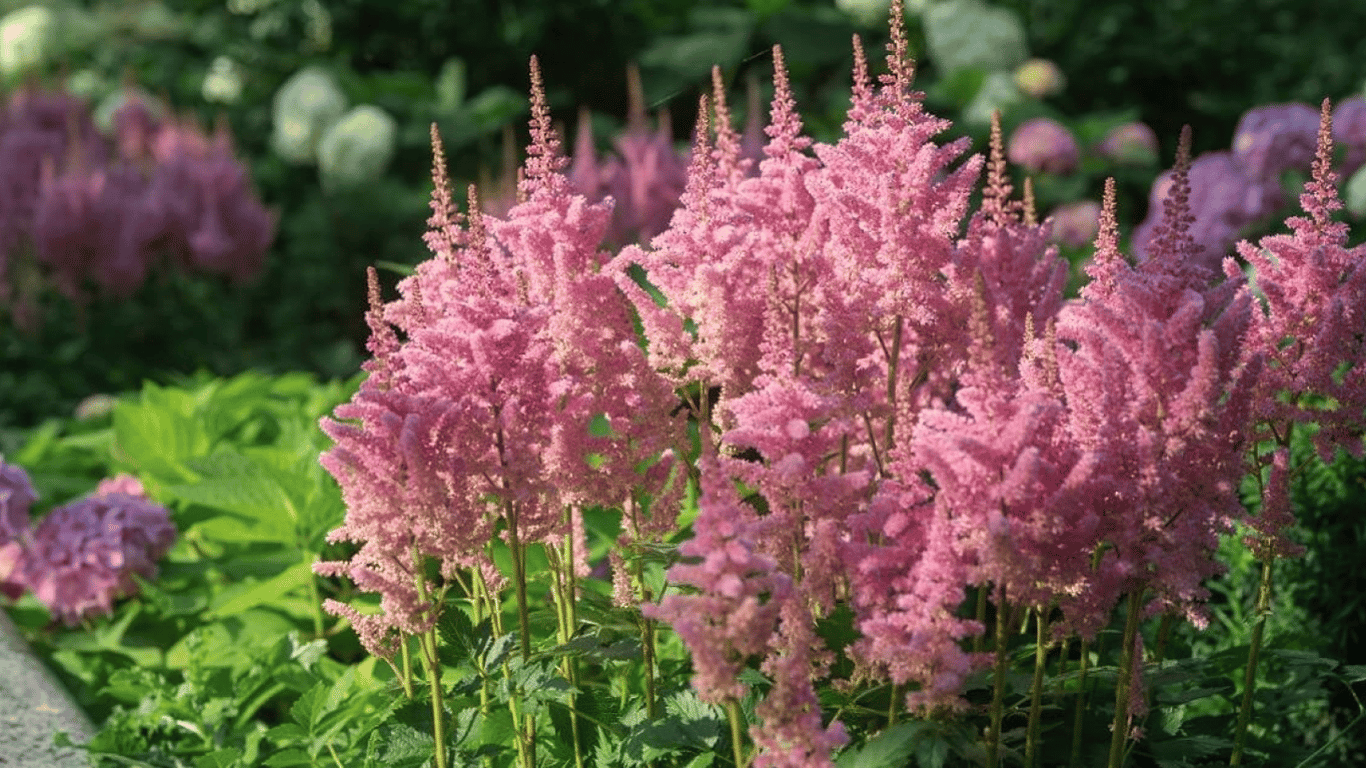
[[320, 59, 684, 658], [1055, 127, 1255, 633], [643, 459, 792, 705]]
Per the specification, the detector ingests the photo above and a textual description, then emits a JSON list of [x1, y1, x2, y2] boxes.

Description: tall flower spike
[[763, 45, 810, 161], [1304, 97, 1342, 231], [1022, 176, 1038, 227], [520, 55, 567, 196], [884, 0, 913, 92], [1144, 125, 1206, 285], [1082, 177, 1124, 300], [422, 123, 460, 263], [981, 110, 1014, 225], [711, 66, 745, 180]]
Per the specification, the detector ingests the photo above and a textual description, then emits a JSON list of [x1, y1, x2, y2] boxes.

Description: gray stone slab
[[0, 609, 95, 767]]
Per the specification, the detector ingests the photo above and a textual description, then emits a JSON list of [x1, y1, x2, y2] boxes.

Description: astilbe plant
[[317, 8, 1366, 765], [1, 82, 274, 326]]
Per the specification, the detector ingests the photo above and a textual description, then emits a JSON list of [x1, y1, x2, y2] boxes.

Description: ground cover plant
[[3, 6, 1366, 768]]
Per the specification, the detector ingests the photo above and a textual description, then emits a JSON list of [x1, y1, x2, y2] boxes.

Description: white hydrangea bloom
[[923, 0, 1028, 75], [271, 65, 347, 164], [962, 71, 1025, 128], [0, 5, 56, 77], [1346, 165, 1366, 218], [317, 104, 397, 191], [203, 55, 244, 104]]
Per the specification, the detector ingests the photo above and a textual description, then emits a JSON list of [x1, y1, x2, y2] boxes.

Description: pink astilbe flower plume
[[318, 58, 684, 660], [643, 457, 792, 705], [1239, 99, 1366, 465], [1235, 99, 1366, 556], [1055, 128, 1256, 635]]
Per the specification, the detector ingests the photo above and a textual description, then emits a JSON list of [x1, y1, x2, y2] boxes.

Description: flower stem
[[1107, 590, 1144, 768], [987, 584, 1010, 767], [726, 699, 748, 768], [1069, 637, 1091, 768], [1230, 556, 1274, 765], [1026, 607, 1048, 767]]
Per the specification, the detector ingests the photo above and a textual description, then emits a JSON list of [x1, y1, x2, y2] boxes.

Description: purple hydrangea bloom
[[1096, 122, 1159, 165], [1232, 102, 1320, 179], [1047, 200, 1102, 248], [1007, 117, 1080, 175], [17, 481, 175, 627], [0, 460, 37, 600], [1332, 96, 1366, 178]]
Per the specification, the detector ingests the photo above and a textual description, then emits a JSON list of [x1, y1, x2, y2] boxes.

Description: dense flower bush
[[0, 81, 274, 327], [315, 8, 1366, 766]]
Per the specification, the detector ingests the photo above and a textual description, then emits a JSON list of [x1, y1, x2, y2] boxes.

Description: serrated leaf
[[290, 682, 330, 728]]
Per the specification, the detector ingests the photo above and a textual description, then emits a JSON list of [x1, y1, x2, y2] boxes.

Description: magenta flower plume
[[951, 113, 1067, 382], [644, 457, 793, 705], [1237, 99, 1366, 551], [1056, 129, 1256, 632], [318, 58, 684, 658]]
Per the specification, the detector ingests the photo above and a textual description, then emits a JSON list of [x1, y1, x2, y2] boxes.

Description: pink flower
[[22, 488, 176, 626], [1007, 117, 1079, 175], [644, 457, 793, 705], [1096, 122, 1159, 165], [1047, 200, 1102, 248]]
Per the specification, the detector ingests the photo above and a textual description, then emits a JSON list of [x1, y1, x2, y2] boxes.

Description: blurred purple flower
[[1232, 102, 1319, 179], [1047, 200, 1102, 248], [0, 459, 36, 542], [1007, 117, 1079, 175], [1332, 96, 1366, 178], [1096, 122, 1159, 165]]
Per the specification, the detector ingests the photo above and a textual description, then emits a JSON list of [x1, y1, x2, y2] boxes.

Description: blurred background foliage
[[0, 0, 1362, 428]]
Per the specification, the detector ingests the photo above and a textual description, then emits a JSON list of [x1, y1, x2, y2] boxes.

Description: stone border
[[0, 609, 95, 767]]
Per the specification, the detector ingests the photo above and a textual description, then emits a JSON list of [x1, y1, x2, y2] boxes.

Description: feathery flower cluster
[[1237, 100, 1366, 554], [321, 7, 1366, 762], [0, 461, 176, 626], [1, 83, 274, 326], [316, 57, 684, 662]]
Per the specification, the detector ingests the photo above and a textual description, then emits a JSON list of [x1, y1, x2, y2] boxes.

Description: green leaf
[[206, 560, 314, 619], [835, 722, 924, 768]]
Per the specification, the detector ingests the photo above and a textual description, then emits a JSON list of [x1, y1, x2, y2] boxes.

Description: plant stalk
[[1107, 590, 1144, 768], [987, 584, 1010, 767], [1231, 556, 1274, 765]]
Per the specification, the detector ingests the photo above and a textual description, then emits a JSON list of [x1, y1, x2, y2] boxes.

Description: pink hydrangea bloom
[[1047, 200, 1102, 248], [0, 459, 38, 600], [1007, 117, 1079, 175], [1096, 121, 1159, 165], [22, 487, 176, 626]]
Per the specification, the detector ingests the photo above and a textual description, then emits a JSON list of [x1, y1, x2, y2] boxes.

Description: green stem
[[1231, 557, 1274, 766], [305, 552, 326, 639], [412, 549, 446, 768], [1026, 607, 1048, 768], [974, 585, 989, 654], [888, 683, 900, 728], [1069, 638, 1091, 768], [1107, 591, 1144, 768], [726, 699, 748, 768], [987, 585, 1010, 767]]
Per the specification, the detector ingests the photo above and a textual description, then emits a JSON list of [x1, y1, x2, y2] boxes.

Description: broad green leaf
[[206, 560, 314, 619]]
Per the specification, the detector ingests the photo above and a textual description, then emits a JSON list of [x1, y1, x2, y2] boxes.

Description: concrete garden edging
[[0, 609, 95, 766]]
